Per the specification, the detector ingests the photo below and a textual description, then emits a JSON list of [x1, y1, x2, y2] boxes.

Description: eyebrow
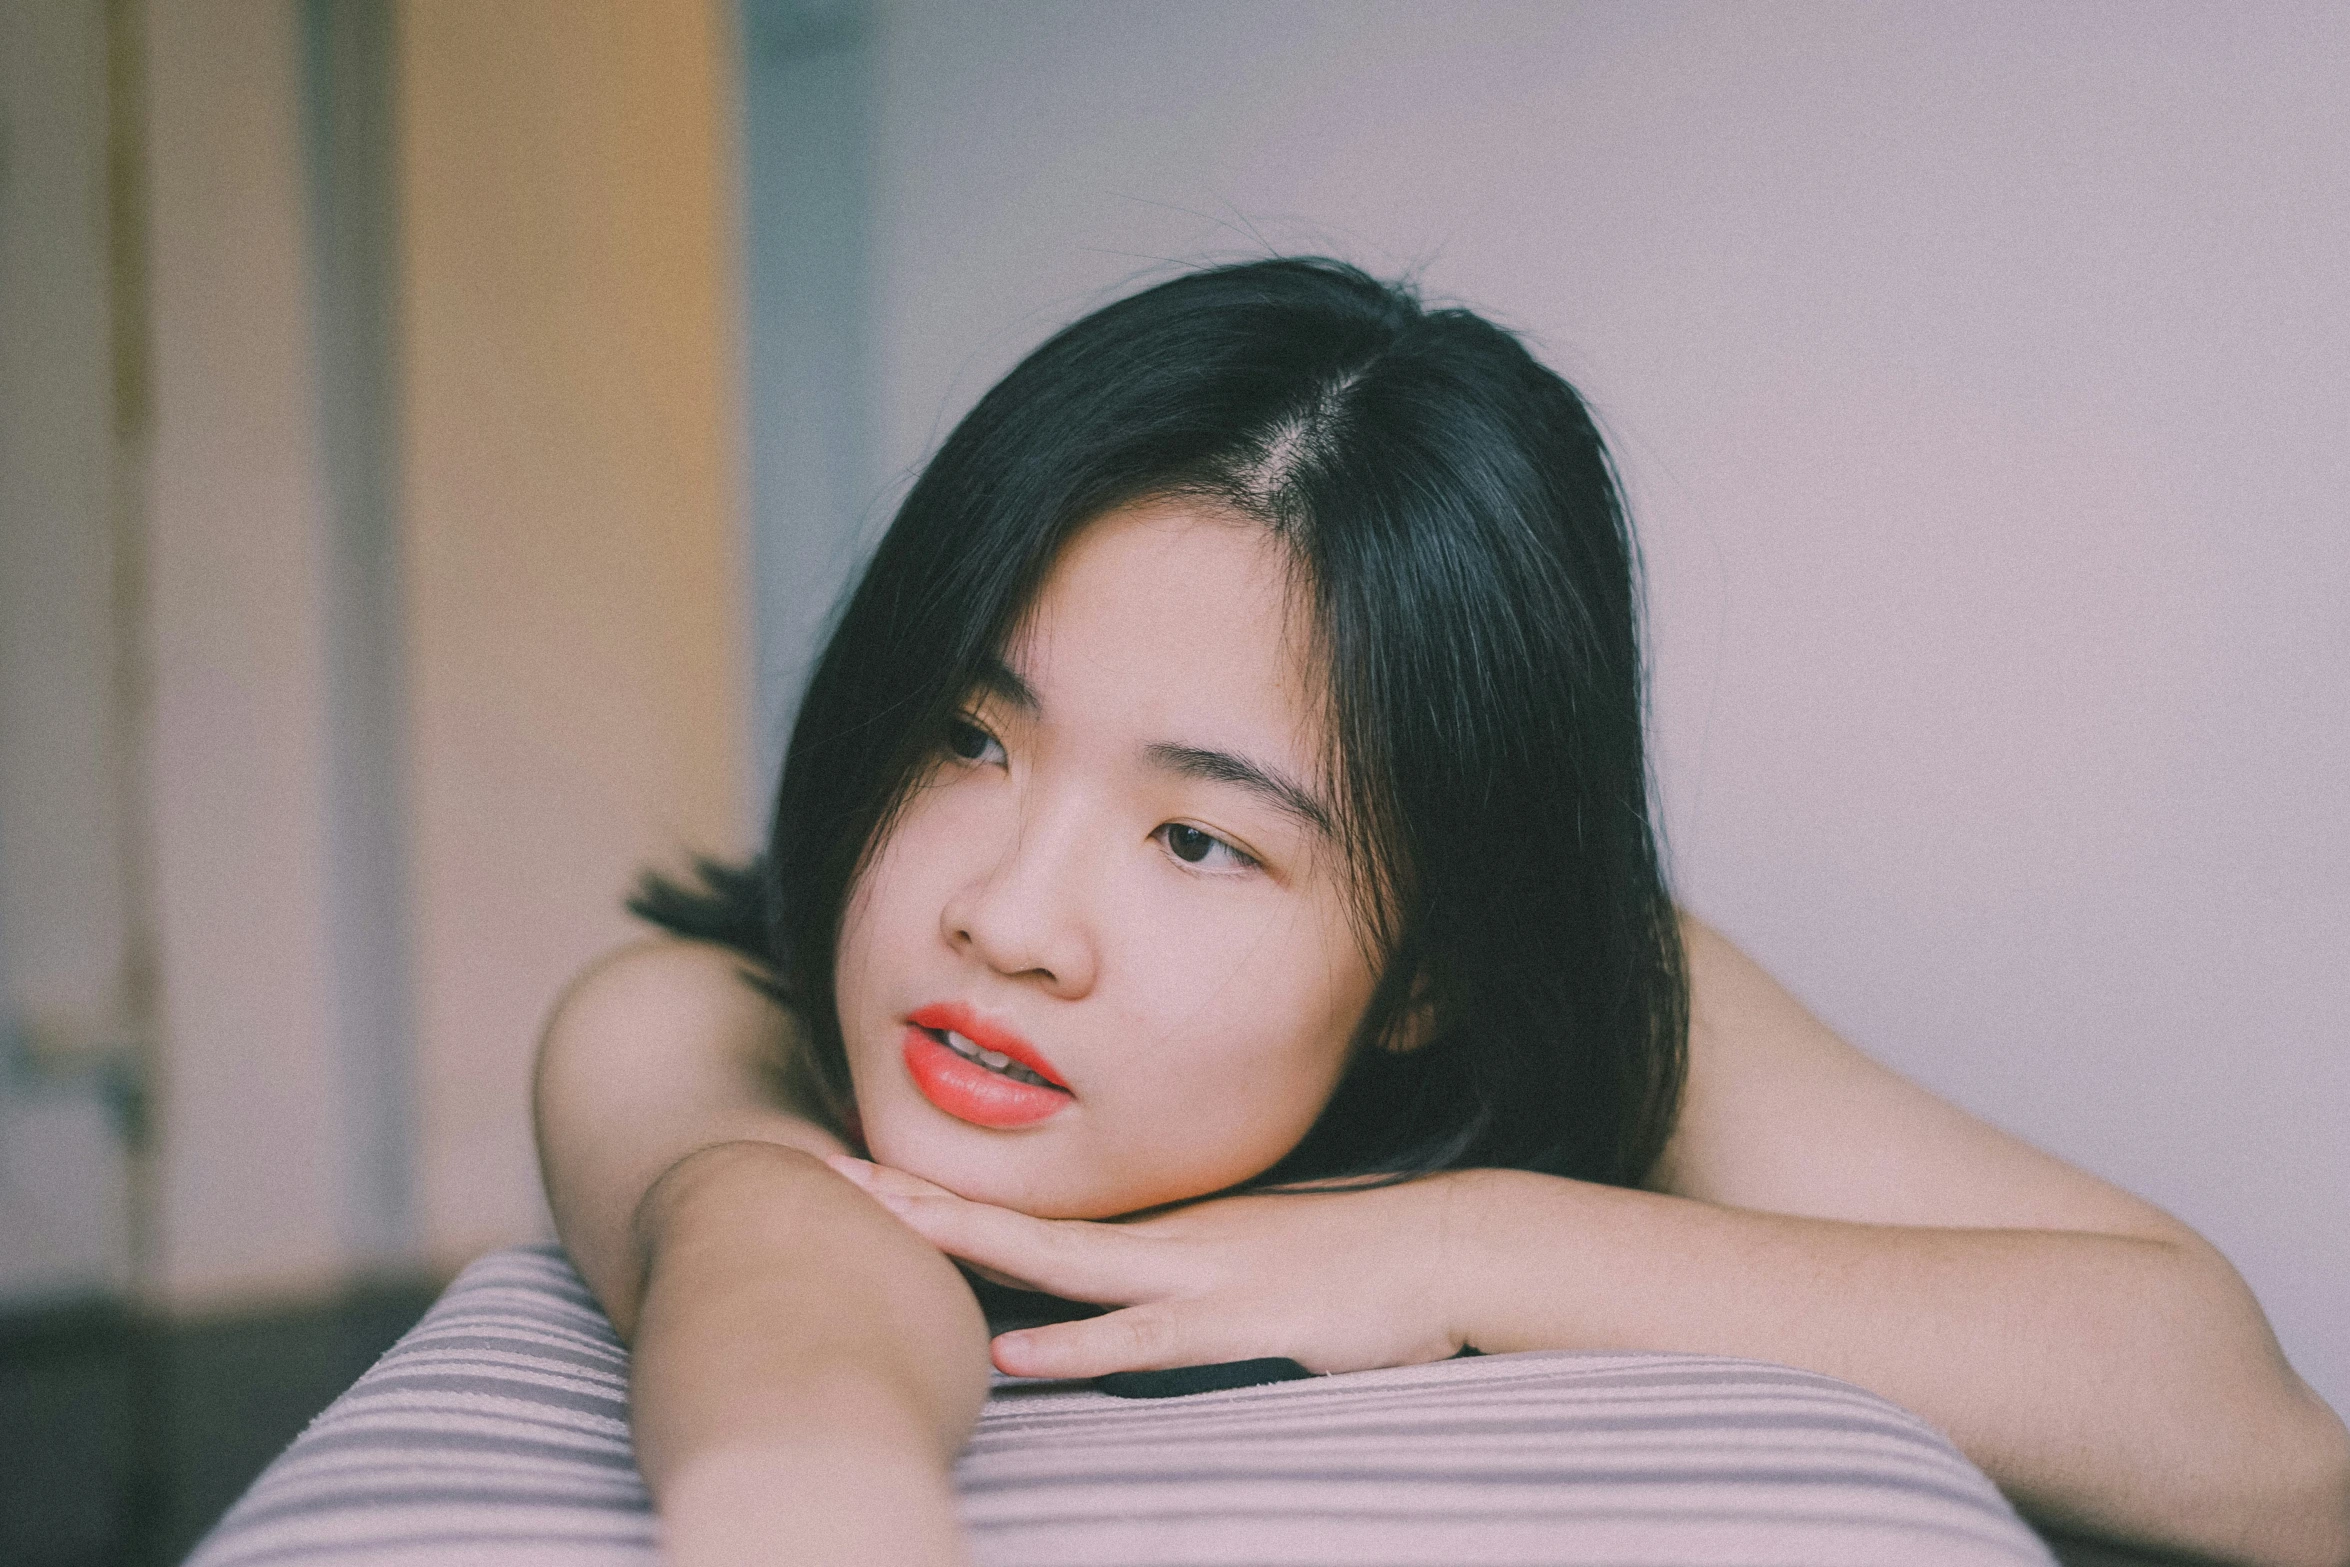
[[1145, 742, 1335, 839], [972, 652, 1334, 838], [972, 653, 1040, 713]]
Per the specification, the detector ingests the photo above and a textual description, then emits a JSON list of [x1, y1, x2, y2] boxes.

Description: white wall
[[142, 0, 354, 1305], [852, 1, 2348, 1414]]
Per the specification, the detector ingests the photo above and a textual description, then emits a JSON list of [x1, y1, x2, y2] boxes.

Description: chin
[[860, 1112, 1075, 1212], [871, 1118, 1185, 1220]]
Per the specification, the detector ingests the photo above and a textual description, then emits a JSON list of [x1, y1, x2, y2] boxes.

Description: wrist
[[1432, 1167, 1525, 1354], [1445, 1167, 1605, 1355]]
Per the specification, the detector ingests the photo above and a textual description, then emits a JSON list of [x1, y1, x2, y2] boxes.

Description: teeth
[[930, 1027, 1059, 1091]]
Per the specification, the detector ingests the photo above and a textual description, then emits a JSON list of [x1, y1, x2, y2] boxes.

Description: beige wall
[[396, 0, 748, 1269]]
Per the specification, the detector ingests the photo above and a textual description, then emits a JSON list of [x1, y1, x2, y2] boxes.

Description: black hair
[[635, 257, 1686, 1192]]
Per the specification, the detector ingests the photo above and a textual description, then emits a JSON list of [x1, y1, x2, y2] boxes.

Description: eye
[[944, 716, 1005, 766], [1155, 822, 1258, 873]]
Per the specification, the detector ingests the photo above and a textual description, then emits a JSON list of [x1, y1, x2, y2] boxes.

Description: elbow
[[2098, 1236, 2348, 1567], [2239, 1395, 2350, 1567], [2143, 1376, 2350, 1567], [2175, 1248, 2350, 1567], [2282, 1390, 2350, 1567]]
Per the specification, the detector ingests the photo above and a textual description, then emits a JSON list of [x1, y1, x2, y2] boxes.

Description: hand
[[824, 1155, 1501, 1381]]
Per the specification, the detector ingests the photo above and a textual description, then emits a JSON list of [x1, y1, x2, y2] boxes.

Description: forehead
[[1004, 499, 1321, 748]]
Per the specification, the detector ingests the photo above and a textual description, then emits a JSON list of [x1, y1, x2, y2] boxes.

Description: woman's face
[[832, 498, 1380, 1219]]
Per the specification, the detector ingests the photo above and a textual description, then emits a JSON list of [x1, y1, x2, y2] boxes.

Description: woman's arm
[[1458, 1181, 2347, 1567], [1615, 917, 2349, 1565], [533, 939, 991, 1564]]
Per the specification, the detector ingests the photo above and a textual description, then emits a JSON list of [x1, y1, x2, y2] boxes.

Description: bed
[[186, 1244, 2084, 1566]]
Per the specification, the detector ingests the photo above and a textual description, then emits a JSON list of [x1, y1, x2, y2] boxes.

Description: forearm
[[629, 1141, 992, 1564], [1462, 1172, 2349, 1567]]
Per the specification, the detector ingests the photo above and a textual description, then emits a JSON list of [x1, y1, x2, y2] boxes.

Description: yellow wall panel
[[396, 0, 747, 1267]]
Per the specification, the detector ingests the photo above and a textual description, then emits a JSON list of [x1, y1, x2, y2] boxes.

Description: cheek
[[1100, 911, 1370, 1162], [1093, 1026, 1349, 1207], [1230, 920, 1380, 1140], [832, 811, 952, 1054]]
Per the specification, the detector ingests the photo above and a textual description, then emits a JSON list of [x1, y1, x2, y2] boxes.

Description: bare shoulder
[[1649, 913, 2196, 1246], [535, 937, 851, 1318], [536, 936, 842, 1144], [545, 936, 795, 1053]]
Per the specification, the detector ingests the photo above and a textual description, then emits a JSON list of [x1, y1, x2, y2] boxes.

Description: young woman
[[533, 259, 2348, 1566]]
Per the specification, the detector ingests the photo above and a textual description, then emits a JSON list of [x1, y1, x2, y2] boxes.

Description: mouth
[[900, 1003, 1072, 1129], [915, 1024, 1061, 1088], [906, 1002, 1069, 1088]]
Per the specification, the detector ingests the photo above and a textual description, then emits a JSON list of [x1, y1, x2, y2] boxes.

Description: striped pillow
[[189, 1244, 2057, 1566]]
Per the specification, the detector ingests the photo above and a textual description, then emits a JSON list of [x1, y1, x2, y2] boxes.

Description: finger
[[823, 1161, 1059, 1291], [822, 1155, 954, 1202], [991, 1303, 1263, 1380], [883, 1193, 1190, 1306]]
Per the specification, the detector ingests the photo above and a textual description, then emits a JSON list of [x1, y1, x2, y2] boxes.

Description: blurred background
[[1, 2, 2343, 1562]]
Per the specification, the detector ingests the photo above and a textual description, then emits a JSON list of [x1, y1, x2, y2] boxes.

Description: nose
[[940, 810, 1099, 998]]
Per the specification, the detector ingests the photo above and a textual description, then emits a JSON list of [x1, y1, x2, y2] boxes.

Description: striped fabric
[[189, 1245, 2057, 1566]]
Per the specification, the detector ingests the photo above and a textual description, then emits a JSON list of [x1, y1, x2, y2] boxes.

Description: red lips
[[901, 1002, 1072, 1129], [907, 1003, 1068, 1086]]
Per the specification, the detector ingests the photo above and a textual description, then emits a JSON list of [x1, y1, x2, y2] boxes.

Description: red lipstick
[[902, 1002, 1071, 1129]]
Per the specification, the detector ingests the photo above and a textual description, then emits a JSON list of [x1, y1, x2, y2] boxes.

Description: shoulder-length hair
[[637, 257, 1686, 1192]]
